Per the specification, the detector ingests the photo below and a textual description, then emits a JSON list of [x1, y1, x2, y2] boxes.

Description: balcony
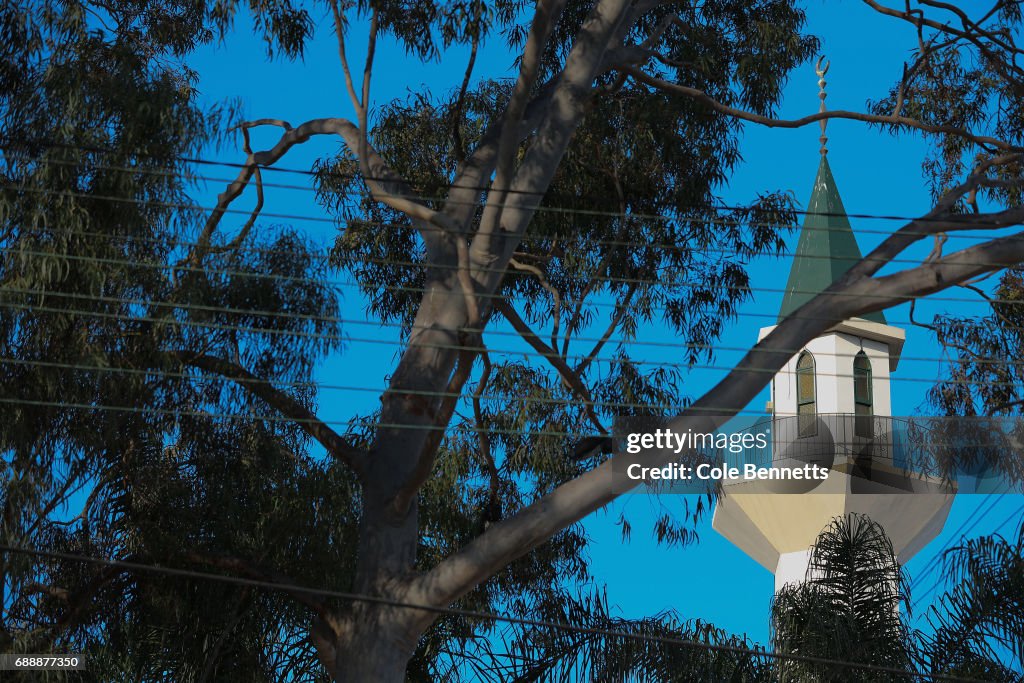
[[716, 413, 1019, 494]]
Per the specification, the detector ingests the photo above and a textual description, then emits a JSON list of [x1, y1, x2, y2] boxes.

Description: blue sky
[[186, 1, 1024, 649]]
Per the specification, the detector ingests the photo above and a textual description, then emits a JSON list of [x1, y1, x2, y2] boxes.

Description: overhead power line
[[911, 498, 1024, 609], [2, 351, 1020, 409], [0, 276, 1011, 364], [1, 141, 1013, 238], [7, 227, 1023, 295], [3, 178, 1019, 251], [0, 542, 983, 682], [4, 297, 1023, 388], [910, 494, 1003, 600]]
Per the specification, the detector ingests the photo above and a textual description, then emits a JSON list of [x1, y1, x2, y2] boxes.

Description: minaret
[[711, 59, 954, 591]]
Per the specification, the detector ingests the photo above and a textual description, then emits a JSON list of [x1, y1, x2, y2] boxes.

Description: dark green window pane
[[796, 351, 816, 437], [853, 352, 872, 406], [854, 352, 873, 437]]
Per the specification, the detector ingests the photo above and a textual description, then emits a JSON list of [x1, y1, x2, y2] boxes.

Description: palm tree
[[479, 589, 770, 682], [470, 513, 1024, 681], [924, 524, 1024, 682], [770, 513, 914, 682]]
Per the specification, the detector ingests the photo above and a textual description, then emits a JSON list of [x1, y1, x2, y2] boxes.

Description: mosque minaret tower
[[711, 60, 954, 591]]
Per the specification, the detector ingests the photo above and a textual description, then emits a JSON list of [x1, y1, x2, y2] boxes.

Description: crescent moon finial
[[815, 55, 830, 77]]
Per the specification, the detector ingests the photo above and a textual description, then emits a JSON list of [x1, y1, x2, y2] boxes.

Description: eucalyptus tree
[[5, 0, 1024, 681]]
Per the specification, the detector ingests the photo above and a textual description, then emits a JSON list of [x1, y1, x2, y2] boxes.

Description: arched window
[[854, 351, 874, 437], [796, 351, 816, 437]]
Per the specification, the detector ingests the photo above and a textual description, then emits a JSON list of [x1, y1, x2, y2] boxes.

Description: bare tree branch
[[841, 154, 1023, 284], [862, 0, 1024, 80], [469, 0, 569, 279], [471, 349, 500, 520], [204, 123, 268, 259], [575, 282, 637, 375], [454, 79, 558, 262], [203, 118, 456, 253], [451, 8, 482, 162], [494, 298, 606, 434], [408, 227, 1024, 625], [358, 10, 378, 166], [509, 257, 562, 353], [620, 66, 1023, 153], [174, 352, 365, 475], [329, 0, 363, 116], [493, 0, 568, 198], [456, 236, 482, 327], [470, 0, 635, 292]]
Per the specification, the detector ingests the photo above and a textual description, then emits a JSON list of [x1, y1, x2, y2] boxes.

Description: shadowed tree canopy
[[3, 1, 1024, 681], [470, 514, 1024, 681]]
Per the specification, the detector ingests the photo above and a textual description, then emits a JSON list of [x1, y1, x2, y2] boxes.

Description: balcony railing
[[715, 413, 1018, 492]]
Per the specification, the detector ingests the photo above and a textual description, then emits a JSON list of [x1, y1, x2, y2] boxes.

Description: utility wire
[[0, 249, 1012, 361], [911, 497, 1024, 609], [0, 356, 678, 413], [3, 356, 1020, 412], [0, 542, 983, 682], [3, 298, 1021, 387], [2, 245, 1018, 346], [0, 251, 1005, 333], [0, 395, 613, 440], [3, 180, 1020, 257], [0, 278, 1012, 366], [7, 231, 1024, 302], [910, 494, 1002, 600], [1, 141, 1015, 239], [4, 217, 1012, 271], [7, 394, 1018, 445]]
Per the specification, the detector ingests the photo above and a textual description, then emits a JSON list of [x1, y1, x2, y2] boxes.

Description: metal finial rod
[[815, 55, 830, 156]]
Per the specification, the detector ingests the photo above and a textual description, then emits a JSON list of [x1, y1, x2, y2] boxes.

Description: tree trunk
[[331, 607, 420, 683], [317, 275, 468, 681]]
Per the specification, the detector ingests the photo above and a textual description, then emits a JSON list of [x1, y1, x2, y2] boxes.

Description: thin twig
[[509, 257, 562, 354], [495, 299, 606, 434]]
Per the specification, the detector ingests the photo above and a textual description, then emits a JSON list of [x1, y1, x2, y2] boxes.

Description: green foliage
[[866, 5, 1024, 203], [14, 0, 1021, 680], [929, 268, 1024, 417], [480, 589, 769, 683], [0, 1, 342, 679], [924, 524, 1024, 682], [770, 514, 913, 682], [0, 0, 818, 677], [470, 514, 1024, 681]]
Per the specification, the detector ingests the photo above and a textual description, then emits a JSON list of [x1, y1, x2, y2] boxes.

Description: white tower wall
[[763, 319, 903, 419], [713, 317, 952, 592]]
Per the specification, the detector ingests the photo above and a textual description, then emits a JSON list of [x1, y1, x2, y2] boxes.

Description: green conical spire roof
[[777, 156, 885, 324]]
